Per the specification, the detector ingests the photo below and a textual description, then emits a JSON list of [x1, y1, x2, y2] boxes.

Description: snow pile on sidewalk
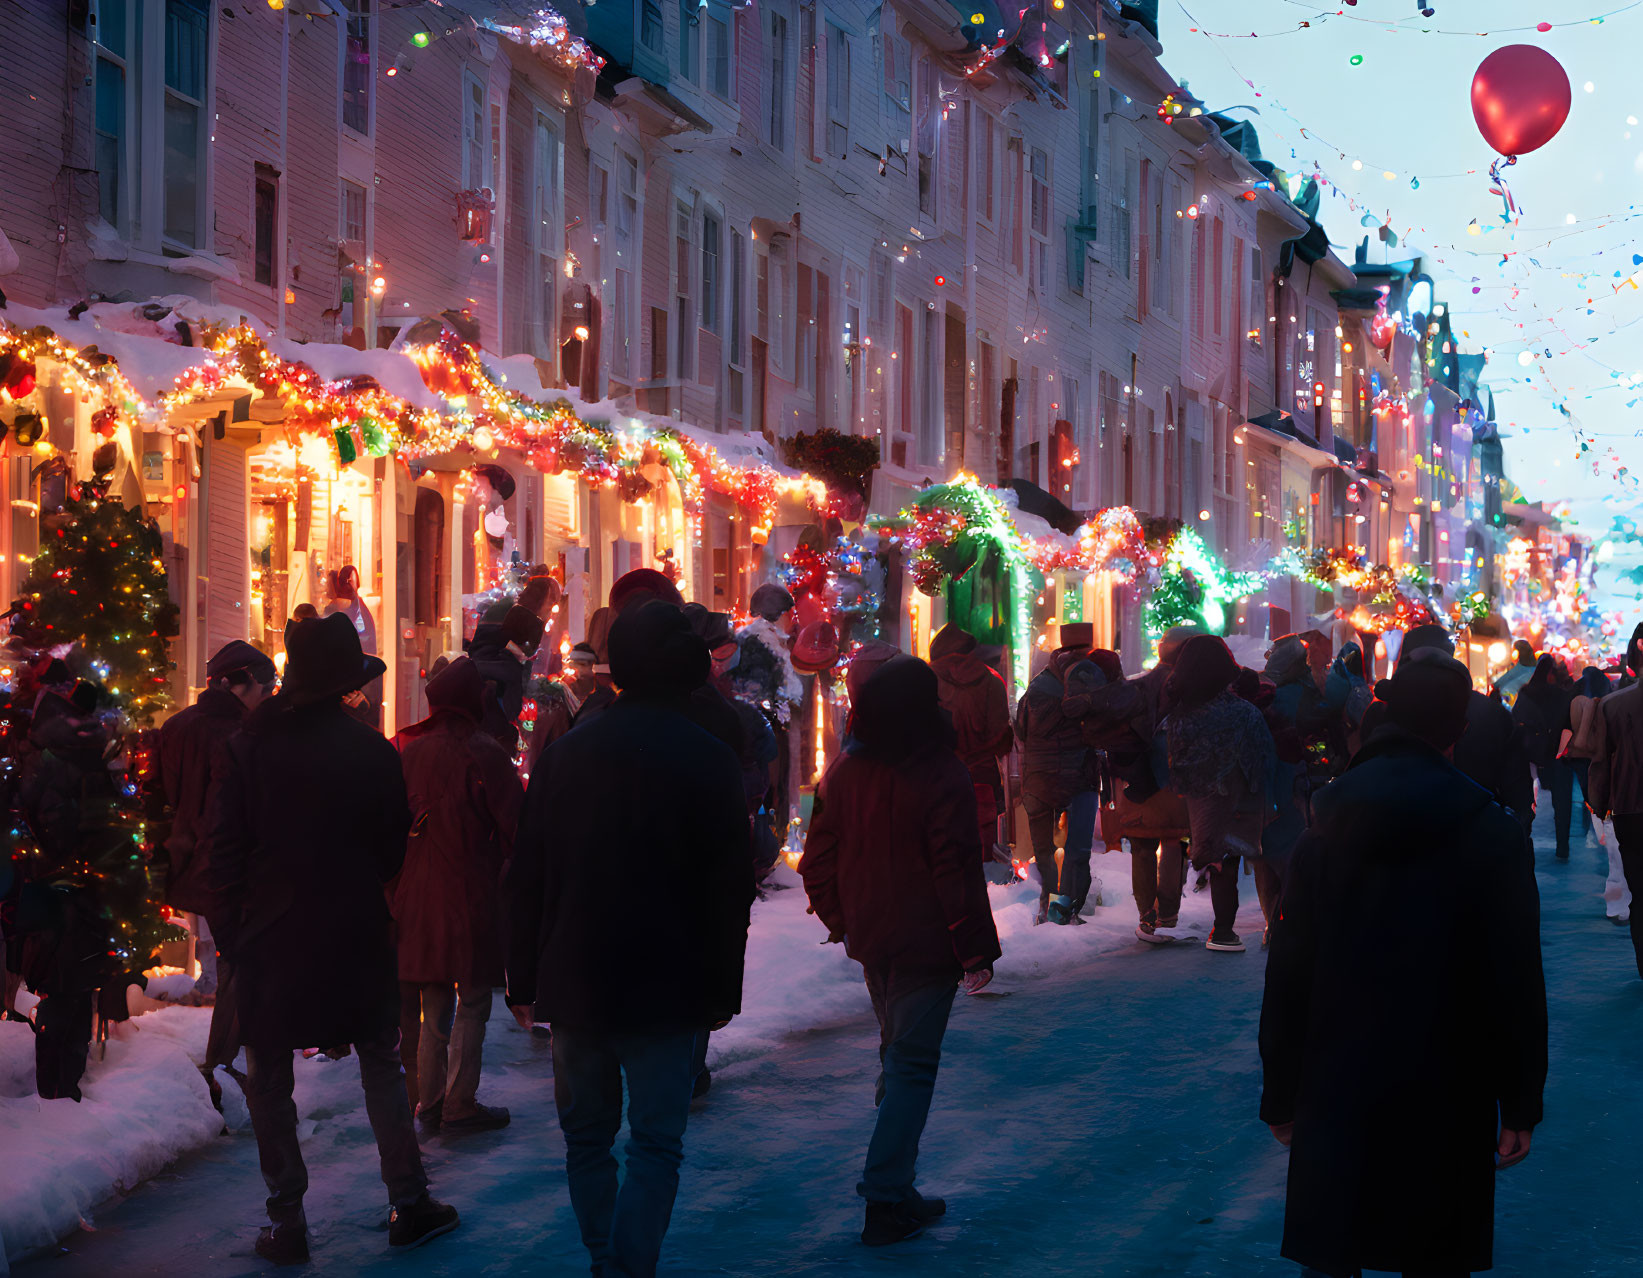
[[0, 1007, 220, 1272], [711, 847, 1216, 1070]]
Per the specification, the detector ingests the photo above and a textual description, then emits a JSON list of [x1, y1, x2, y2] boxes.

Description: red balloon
[[1471, 44, 1571, 157]]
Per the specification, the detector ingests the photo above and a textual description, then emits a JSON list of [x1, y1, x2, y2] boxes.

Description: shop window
[[413, 487, 445, 627]]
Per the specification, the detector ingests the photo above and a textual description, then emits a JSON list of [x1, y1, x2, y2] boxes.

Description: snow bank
[[0, 1007, 221, 1270], [709, 847, 1216, 1072]]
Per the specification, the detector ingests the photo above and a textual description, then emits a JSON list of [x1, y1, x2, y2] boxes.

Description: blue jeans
[[859, 975, 957, 1204], [552, 1025, 700, 1278], [1024, 787, 1099, 910]]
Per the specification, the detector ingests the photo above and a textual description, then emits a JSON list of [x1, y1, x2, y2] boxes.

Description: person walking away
[[392, 656, 521, 1135], [801, 657, 1001, 1247], [1493, 638, 1537, 706], [1563, 666, 1609, 845], [1584, 664, 1643, 975], [506, 601, 752, 1278], [1260, 650, 1547, 1278], [208, 614, 457, 1265], [929, 623, 1014, 862], [1260, 635, 1339, 946], [1322, 641, 1371, 757], [1162, 636, 1276, 953], [1513, 655, 1575, 859], [524, 642, 596, 777], [154, 640, 276, 1101], [467, 604, 546, 754], [324, 565, 382, 727], [1015, 622, 1099, 924]]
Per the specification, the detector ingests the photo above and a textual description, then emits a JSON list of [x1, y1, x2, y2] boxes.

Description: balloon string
[[1489, 154, 1521, 222]]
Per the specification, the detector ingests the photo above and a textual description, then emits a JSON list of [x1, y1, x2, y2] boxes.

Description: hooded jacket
[[1014, 648, 1093, 799], [155, 687, 247, 917], [1259, 729, 1546, 1276], [929, 626, 1012, 791]]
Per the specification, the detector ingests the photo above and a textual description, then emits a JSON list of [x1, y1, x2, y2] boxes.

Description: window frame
[[253, 164, 279, 287], [341, 0, 373, 138], [160, 0, 212, 253], [1029, 146, 1051, 295], [462, 71, 491, 194], [826, 23, 851, 160], [701, 210, 722, 335], [677, 0, 700, 84], [532, 110, 564, 363], [92, 0, 135, 233], [766, 9, 790, 152], [707, 8, 732, 99]]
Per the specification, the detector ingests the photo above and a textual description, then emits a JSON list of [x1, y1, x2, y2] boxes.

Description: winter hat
[[564, 642, 596, 669], [850, 656, 954, 763], [1263, 634, 1310, 685], [1057, 622, 1095, 652], [608, 568, 683, 616], [1156, 625, 1205, 667], [424, 655, 485, 722], [501, 604, 546, 655], [1087, 648, 1125, 685], [1399, 624, 1454, 662], [749, 582, 795, 621], [1384, 649, 1471, 750], [1164, 635, 1240, 711], [845, 639, 902, 704], [1338, 642, 1365, 681], [280, 612, 386, 707], [608, 600, 709, 697], [682, 602, 737, 654], [1233, 666, 1276, 708], [791, 621, 841, 675], [206, 639, 277, 687], [929, 622, 978, 662]]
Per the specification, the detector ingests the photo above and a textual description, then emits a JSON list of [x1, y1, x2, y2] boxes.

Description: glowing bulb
[[573, 325, 591, 341], [471, 427, 495, 452], [412, 30, 430, 47]]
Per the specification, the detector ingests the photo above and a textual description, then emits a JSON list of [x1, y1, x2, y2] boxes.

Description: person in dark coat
[[466, 604, 545, 753], [208, 613, 457, 1265], [523, 641, 596, 777], [1015, 622, 1098, 924], [154, 640, 276, 1090], [505, 600, 752, 1278], [929, 622, 1013, 860], [1493, 637, 1537, 704], [1359, 625, 1534, 826], [1513, 654, 1576, 858], [1260, 650, 1547, 1278], [392, 656, 522, 1134], [1585, 669, 1643, 976], [802, 656, 1002, 1248]]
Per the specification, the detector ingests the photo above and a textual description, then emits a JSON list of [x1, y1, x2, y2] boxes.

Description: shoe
[[1205, 930, 1246, 953], [1136, 921, 1173, 945], [692, 1069, 712, 1099], [908, 1194, 947, 1219], [388, 1195, 460, 1249], [440, 1104, 510, 1133], [1046, 894, 1081, 925], [862, 1201, 926, 1247], [254, 1223, 310, 1266], [1261, 927, 1271, 950], [1157, 914, 1180, 929], [416, 1100, 443, 1132], [1555, 848, 1571, 861]]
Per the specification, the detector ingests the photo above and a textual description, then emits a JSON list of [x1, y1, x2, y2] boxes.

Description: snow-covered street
[[13, 804, 1643, 1276]]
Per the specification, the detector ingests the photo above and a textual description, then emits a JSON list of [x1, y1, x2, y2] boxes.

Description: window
[[882, 29, 911, 148], [1005, 138, 1023, 274], [533, 115, 562, 358], [708, 11, 732, 98], [920, 305, 941, 466], [1212, 218, 1225, 336], [93, 3, 130, 229], [916, 59, 939, 218], [826, 25, 850, 159], [767, 243, 790, 375], [675, 200, 693, 379], [767, 13, 789, 150], [1247, 245, 1265, 344], [163, 0, 209, 248], [342, 0, 371, 135], [463, 74, 489, 192], [1121, 151, 1139, 284], [796, 264, 817, 394], [1168, 179, 1185, 317], [613, 268, 633, 379], [253, 166, 278, 287], [640, 0, 664, 51], [729, 229, 746, 364], [1151, 165, 1168, 313], [701, 213, 722, 332], [340, 180, 366, 242], [1082, 85, 1101, 230], [871, 252, 891, 327], [616, 154, 638, 237], [678, 0, 699, 82], [1030, 147, 1051, 293]]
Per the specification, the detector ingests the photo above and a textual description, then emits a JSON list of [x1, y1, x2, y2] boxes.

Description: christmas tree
[[8, 460, 182, 976]]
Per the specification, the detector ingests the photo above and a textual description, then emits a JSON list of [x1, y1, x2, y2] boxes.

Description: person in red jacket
[[802, 656, 1002, 1249], [928, 622, 1013, 860]]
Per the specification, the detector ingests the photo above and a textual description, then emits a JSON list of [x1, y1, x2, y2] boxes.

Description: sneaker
[[862, 1201, 926, 1247], [1157, 914, 1180, 930], [1136, 921, 1173, 945], [388, 1195, 460, 1249], [440, 1104, 510, 1134], [1205, 929, 1246, 953], [254, 1223, 310, 1266]]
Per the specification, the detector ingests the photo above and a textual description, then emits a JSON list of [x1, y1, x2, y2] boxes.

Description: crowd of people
[[15, 561, 1643, 1275]]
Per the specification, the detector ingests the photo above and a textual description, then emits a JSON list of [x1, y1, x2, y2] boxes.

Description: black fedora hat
[[280, 612, 386, 707]]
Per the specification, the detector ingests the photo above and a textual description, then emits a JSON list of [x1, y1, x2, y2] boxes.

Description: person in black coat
[[506, 600, 753, 1278], [1259, 650, 1547, 1278], [208, 614, 458, 1265]]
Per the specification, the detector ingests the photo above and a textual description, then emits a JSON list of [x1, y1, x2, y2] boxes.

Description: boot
[[388, 1194, 460, 1249], [254, 1222, 310, 1266], [862, 1201, 925, 1247]]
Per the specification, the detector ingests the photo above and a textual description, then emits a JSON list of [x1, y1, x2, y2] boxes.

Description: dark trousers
[[203, 954, 241, 1071], [1568, 756, 1594, 835], [1130, 839, 1186, 924], [243, 1026, 428, 1227], [860, 975, 957, 1204], [1024, 788, 1098, 909], [552, 1024, 699, 1278], [1542, 758, 1574, 854], [405, 980, 491, 1120], [34, 988, 93, 1101], [1606, 815, 1643, 979], [1208, 857, 1283, 934]]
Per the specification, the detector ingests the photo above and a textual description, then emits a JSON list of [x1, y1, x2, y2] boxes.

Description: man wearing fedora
[[209, 613, 458, 1265]]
